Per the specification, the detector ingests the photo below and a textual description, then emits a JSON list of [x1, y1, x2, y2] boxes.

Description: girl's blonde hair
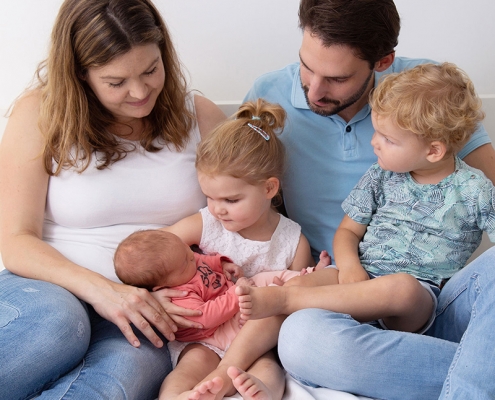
[[370, 62, 485, 154], [196, 99, 286, 189], [36, 0, 194, 175]]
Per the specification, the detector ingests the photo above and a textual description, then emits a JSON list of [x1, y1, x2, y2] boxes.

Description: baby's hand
[[235, 277, 256, 287], [222, 261, 243, 283]]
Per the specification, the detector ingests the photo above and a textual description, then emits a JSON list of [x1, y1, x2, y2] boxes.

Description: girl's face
[[85, 44, 165, 125], [371, 111, 432, 173], [198, 172, 275, 236]]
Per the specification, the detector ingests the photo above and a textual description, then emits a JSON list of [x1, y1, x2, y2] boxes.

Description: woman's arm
[[333, 215, 369, 284], [0, 92, 200, 348], [194, 94, 227, 140]]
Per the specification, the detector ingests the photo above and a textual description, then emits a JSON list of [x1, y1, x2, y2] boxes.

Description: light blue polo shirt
[[244, 57, 491, 261]]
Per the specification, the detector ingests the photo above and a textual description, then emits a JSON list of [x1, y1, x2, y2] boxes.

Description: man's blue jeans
[[0, 270, 172, 399], [278, 247, 495, 400]]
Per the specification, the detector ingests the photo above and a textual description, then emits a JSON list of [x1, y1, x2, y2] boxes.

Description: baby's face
[[165, 237, 197, 287]]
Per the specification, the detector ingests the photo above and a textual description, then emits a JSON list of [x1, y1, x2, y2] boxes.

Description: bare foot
[[227, 366, 273, 400], [315, 250, 331, 270], [186, 377, 223, 400], [235, 285, 286, 321]]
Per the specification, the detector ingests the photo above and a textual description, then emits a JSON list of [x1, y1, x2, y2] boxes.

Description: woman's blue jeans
[[278, 247, 495, 400], [0, 270, 172, 399]]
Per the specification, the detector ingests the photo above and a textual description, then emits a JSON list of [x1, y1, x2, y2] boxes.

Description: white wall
[[1, 1, 495, 269], [0, 0, 494, 109]]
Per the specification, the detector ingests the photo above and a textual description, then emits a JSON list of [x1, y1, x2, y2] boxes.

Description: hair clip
[[251, 116, 261, 120], [247, 122, 270, 141]]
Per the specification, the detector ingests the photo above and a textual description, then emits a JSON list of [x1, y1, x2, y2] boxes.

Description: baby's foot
[[315, 250, 331, 270], [235, 285, 287, 321], [227, 366, 273, 400], [186, 377, 223, 400]]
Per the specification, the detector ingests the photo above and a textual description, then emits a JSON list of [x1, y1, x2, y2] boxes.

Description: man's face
[[299, 30, 375, 119]]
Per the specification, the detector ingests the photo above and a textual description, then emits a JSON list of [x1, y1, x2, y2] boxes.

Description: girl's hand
[[222, 261, 243, 283], [150, 288, 203, 329], [91, 281, 187, 348]]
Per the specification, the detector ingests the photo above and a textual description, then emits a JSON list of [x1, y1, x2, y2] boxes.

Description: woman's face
[[85, 44, 165, 124]]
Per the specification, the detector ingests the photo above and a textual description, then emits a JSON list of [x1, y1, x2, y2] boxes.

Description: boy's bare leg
[[237, 273, 435, 333], [158, 344, 220, 400]]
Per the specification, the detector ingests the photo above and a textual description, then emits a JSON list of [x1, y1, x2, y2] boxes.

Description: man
[[245, 0, 495, 261], [244, 1, 495, 399]]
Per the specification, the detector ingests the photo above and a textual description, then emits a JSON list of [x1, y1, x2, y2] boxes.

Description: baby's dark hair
[[114, 230, 177, 291], [196, 99, 287, 188]]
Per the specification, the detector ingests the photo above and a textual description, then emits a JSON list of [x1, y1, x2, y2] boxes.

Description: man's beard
[[301, 69, 374, 117]]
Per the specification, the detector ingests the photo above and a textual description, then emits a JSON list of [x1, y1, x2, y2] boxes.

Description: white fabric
[[225, 373, 373, 400], [42, 94, 206, 282], [199, 207, 302, 277]]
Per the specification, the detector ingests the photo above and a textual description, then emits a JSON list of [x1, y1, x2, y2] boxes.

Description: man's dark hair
[[299, 0, 400, 68]]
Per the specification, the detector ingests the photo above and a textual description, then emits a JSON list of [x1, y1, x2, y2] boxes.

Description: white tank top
[[199, 207, 302, 277], [43, 95, 205, 282]]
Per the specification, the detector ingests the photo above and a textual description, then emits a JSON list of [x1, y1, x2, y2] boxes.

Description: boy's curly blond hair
[[370, 62, 485, 154]]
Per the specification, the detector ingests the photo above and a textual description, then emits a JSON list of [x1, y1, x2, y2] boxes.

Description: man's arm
[[463, 143, 495, 184]]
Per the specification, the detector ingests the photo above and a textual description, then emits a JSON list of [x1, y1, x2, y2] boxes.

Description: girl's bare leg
[[182, 267, 340, 399], [158, 344, 220, 400], [237, 273, 434, 333], [190, 315, 286, 399]]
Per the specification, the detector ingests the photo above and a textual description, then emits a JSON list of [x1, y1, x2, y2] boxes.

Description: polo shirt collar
[[291, 65, 310, 110]]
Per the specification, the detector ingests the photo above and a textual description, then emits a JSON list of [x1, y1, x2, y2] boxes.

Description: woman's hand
[[91, 281, 200, 348], [150, 288, 204, 329]]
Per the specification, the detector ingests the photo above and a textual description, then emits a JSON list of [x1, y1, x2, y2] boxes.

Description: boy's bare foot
[[186, 377, 223, 400], [235, 285, 286, 321], [227, 366, 273, 400]]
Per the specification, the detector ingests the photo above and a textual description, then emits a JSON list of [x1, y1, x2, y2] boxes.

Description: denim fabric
[[278, 247, 495, 400], [0, 270, 172, 399]]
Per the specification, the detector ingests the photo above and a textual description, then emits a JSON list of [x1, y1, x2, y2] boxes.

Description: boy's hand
[[338, 263, 369, 284]]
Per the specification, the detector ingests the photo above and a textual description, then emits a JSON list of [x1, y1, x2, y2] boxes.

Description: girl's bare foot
[[186, 377, 223, 400], [227, 366, 273, 400], [235, 285, 287, 321]]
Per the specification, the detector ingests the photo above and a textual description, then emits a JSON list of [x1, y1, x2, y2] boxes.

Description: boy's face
[[371, 111, 431, 173]]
